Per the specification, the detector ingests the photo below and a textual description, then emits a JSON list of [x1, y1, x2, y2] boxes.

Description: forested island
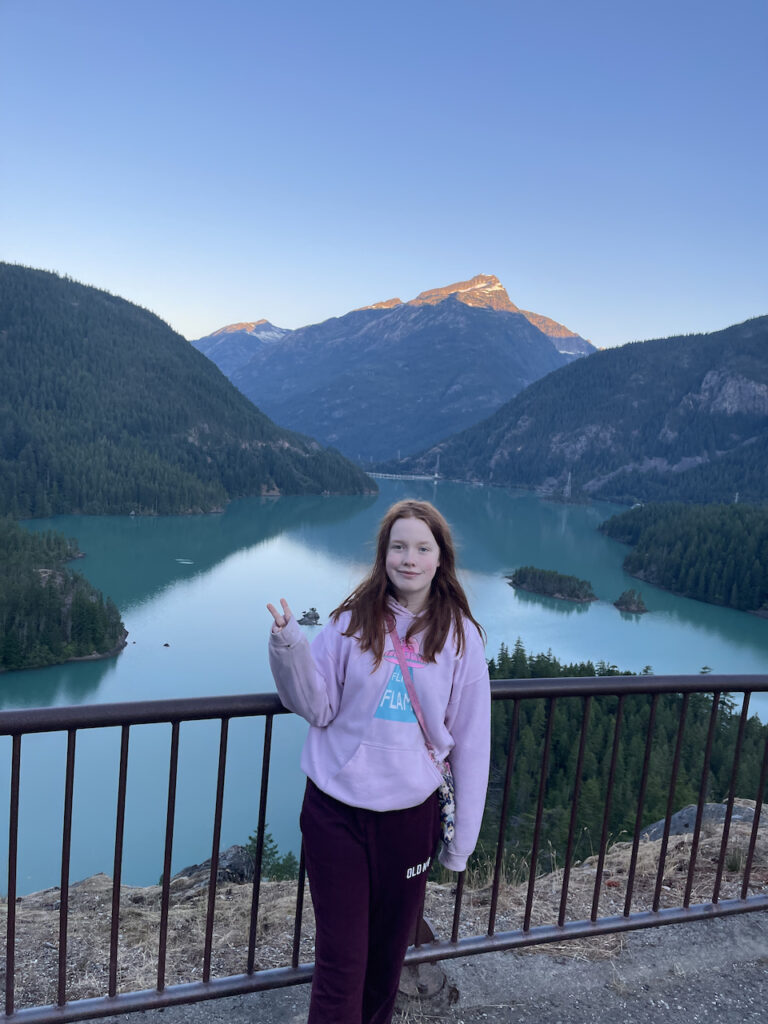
[[0, 519, 126, 671], [481, 639, 767, 872], [599, 503, 768, 615], [507, 566, 596, 602]]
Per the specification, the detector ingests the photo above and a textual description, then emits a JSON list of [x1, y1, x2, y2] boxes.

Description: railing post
[[203, 718, 230, 982], [247, 713, 274, 974], [713, 693, 751, 902], [684, 692, 721, 907], [58, 730, 77, 1007], [624, 693, 659, 916], [109, 725, 131, 997], [157, 721, 181, 991], [590, 695, 625, 922], [5, 734, 21, 1017]]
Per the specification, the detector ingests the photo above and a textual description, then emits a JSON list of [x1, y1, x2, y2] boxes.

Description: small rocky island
[[614, 588, 648, 613], [507, 566, 597, 603], [297, 607, 321, 625]]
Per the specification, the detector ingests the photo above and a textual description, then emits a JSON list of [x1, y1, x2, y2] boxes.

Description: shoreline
[[629, 569, 767, 619], [65, 628, 130, 663], [507, 579, 598, 604], [0, 629, 129, 675]]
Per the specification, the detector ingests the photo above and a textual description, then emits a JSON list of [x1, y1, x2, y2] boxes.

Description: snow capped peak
[[212, 319, 272, 336], [207, 320, 290, 343], [408, 274, 520, 313], [355, 297, 403, 312], [352, 276, 588, 347]]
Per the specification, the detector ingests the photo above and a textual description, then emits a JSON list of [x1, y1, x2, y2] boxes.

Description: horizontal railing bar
[[0, 694, 291, 735], [2, 675, 767, 736], [402, 894, 768, 965], [0, 965, 314, 1024], [489, 674, 768, 700], [6, 895, 767, 1024]]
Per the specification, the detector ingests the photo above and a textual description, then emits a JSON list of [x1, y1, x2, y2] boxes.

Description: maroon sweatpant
[[300, 778, 440, 1024]]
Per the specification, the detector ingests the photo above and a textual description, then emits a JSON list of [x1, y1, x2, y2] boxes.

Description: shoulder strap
[[386, 615, 433, 750]]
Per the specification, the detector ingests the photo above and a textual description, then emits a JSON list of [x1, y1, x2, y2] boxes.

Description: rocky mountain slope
[[0, 264, 373, 516], [390, 315, 768, 504], [193, 275, 593, 462], [367, 273, 593, 357]]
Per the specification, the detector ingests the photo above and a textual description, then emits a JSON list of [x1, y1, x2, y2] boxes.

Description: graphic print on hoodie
[[374, 634, 425, 723]]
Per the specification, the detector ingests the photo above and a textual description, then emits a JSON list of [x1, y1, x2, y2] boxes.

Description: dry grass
[[2, 800, 767, 1011], [0, 875, 317, 1010], [424, 804, 768, 962]]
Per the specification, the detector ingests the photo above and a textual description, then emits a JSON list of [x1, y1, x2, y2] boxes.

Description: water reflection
[[618, 610, 645, 623], [0, 654, 116, 710], [23, 494, 378, 611], [39, 481, 768, 668], [510, 587, 592, 616]]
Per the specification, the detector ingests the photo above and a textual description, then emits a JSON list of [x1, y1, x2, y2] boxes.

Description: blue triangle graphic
[[374, 665, 417, 722]]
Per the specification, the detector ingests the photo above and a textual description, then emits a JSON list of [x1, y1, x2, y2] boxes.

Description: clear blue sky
[[1, 0, 765, 347]]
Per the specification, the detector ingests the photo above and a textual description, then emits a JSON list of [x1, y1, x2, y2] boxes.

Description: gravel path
[[91, 910, 768, 1024]]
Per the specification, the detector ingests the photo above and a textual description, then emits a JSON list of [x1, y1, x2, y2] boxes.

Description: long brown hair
[[331, 499, 485, 665]]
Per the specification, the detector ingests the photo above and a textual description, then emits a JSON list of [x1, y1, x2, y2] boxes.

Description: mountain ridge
[[357, 274, 588, 347], [388, 315, 768, 504], [230, 296, 590, 461], [192, 274, 594, 462]]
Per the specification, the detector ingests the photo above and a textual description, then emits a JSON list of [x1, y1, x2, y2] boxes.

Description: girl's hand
[[267, 599, 293, 630]]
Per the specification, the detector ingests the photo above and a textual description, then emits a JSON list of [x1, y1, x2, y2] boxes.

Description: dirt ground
[[77, 911, 768, 1024]]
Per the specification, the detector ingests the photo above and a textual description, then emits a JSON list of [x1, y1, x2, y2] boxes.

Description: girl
[[267, 499, 490, 1024]]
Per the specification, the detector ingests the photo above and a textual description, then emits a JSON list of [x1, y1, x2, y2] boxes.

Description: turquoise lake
[[2, 480, 767, 895]]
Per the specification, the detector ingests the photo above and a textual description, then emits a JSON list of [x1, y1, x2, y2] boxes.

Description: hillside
[[0, 264, 373, 516], [390, 316, 768, 503], [193, 275, 594, 462]]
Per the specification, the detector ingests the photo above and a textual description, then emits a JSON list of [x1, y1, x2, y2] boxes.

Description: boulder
[[641, 800, 766, 841], [172, 844, 255, 887]]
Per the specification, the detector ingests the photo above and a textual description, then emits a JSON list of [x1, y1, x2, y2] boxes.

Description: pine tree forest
[[476, 639, 768, 876], [0, 263, 373, 517], [599, 503, 768, 614]]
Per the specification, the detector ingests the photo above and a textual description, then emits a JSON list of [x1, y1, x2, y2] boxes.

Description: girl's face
[[385, 517, 440, 614]]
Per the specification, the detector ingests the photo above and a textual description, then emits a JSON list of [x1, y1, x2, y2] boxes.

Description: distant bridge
[[367, 472, 440, 481]]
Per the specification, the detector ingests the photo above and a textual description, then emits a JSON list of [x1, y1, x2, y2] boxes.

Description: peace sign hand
[[267, 599, 293, 631]]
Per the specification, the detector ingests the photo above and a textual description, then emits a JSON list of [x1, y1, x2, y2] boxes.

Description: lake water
[[3, 480, 767, 895]]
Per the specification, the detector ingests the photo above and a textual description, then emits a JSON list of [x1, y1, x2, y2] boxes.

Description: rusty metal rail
[[2, 674, 768, 1023]]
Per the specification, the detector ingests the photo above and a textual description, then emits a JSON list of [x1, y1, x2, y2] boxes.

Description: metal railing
[[2, 674, 768, 1022]]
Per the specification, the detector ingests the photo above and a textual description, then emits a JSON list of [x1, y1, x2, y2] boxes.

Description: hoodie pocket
[[330, 742, 442, 810]]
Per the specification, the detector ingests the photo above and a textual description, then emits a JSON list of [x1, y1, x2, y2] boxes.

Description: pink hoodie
[[269, 602, 490, 871]]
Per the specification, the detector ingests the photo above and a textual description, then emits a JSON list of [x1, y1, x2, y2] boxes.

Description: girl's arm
[[440, 636, 492, 872], [267, 600, 345, 727]]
